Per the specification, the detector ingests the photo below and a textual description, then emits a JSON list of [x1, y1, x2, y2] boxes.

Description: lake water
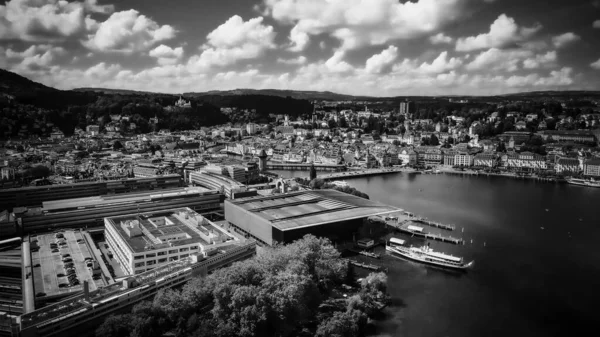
[[272, 171, 600, 337]]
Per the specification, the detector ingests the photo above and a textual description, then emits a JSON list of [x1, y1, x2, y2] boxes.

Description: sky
[[1, 0, 600, 96]]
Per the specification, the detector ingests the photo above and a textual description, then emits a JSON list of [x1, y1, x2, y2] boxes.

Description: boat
[[566, 177, 600, 188], [386, 238, 473, 271]]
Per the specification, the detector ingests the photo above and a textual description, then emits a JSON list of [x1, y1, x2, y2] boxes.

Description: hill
[[0, 68, 58, 98], [185, 88, 365, 101], [73, 87, 163, 95]]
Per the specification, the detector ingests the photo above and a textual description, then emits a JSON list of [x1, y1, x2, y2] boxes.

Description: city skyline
[[1, 0, 600, 96]]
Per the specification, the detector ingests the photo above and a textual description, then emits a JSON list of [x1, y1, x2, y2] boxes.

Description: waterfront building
[[454, 152, 474, 167], [246, 123, 257, 135], [415, 147, 443, 166], [443, 150, 457, 166], [505, 152, 547, 171], [555, 157, 581, 174], [398, 148, 417, 166], [473, 153, 498, 168], [105, 207, 240, 275], [583, 158, 600, 177], [224, 190, 399, 246]]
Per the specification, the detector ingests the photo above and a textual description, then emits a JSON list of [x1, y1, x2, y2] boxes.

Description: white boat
[[330, 180, 350, 188], [566, 178, 600, 188], [386, 238, 473, 271]]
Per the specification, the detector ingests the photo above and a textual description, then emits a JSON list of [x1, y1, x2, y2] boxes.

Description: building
[[104, 207, 240, 275], [0, 175, 182, 212], [583, 158, 600, 177], [443, 150, 457, 166], [188, 171, 256, 199], [225, 190, 400, 246], [505, 152, 547, 171], [399, 101, 415, 115], [398, 148, 417, 165], [14, 187, 221, 234], [473, 153, 497, 168], [133, 163, 161, 177], [555, 157, 581, 174], [539, 130, 596, 144], [246, 123, 258, 135], [86, 125, 100, 136], [415, 147, 442, 166], [175, 96, 192, 108], [454, 152, 473, 167]]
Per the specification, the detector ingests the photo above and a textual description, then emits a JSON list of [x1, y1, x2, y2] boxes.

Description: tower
[[257, 149, 268, 172]]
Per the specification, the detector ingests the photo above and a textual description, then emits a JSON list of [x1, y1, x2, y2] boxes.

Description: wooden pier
[[414, 219, 455, 231], [347, 248, 381, 259], [320, 167, 406, 181], [384, 221, 464, 245]]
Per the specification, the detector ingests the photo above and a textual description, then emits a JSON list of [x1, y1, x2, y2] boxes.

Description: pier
[[379, 219, 464, 245], [413, 219, 455, 231], [347, 248, 381, 259], [266, 162, 345, 171]]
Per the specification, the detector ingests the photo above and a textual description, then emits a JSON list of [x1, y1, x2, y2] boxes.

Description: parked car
[[62, 253, 71, 258], [36, 292, 46, 297], [59, 283, 69, 288], [51, 249, 59, 253], [77, 239, 84, 243], [62, 258, 72, 263], [57, 273, 65, 277]]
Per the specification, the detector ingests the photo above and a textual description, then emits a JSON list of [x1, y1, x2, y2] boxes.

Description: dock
[[347, 248, 381, 259], [383, 220, 464, 245], [413, 219, 455, 231]]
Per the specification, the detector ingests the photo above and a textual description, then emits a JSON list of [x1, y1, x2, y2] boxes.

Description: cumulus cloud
[[85, 9, 176, 52], [149, 44, 184, 65], [429, 33, 453, 45], [0, 0, 113, 42], [365, 46, 398, 74], [277, 56, 307, 65], [264, 0, 465, 51], [466, 48, 533, 72], [591, 58, 600, 70], [523, 51, 557, 69], [551, 32, 580, 49], [2, 44, 66, 74], [187, 15, 275, 73], [418, 51, 462, 73], [456, 14, 542, 52]]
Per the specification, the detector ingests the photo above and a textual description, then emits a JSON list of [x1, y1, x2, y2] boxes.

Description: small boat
[[540, 227, 545, 230], [386, 238, 473, 271], [566, 177, 600, 188], [545, 209, 549, 212]]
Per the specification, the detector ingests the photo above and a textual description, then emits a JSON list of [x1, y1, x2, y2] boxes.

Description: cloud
[[149, 44, 184, 65], [594, 20, 600, 28], [365, 46, 398, 74], [418, 51, 462, 74], [187, 15, 275, 73], [264, 0, 465, 51], [429, 33, 453, 45], [277, 56, 307, 65], [85, 9, 176, 52], [0, 0, 113, 42], [523, 51, 557, 69], [551, 32, 580, 48], [591, 58, 600, 70], [456, 14, 542, 52], [466, 48, 533, 72], [324, 51, 353, 73]]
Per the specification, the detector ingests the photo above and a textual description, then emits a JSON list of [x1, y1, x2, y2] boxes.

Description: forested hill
[[185, 88, 362, 101]]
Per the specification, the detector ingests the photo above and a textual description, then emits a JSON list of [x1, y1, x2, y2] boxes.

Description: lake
[[272, 171, 600, 337]]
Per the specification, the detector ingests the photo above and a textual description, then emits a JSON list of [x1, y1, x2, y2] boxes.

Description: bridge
[[266, 162, 346, 171], [319, 167, 406, 181]]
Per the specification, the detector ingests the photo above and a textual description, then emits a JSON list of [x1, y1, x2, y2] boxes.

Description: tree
[[28, 165, 50, 179], [315, 309, 366, 337], [113, 140, 123, 150], [309, 164, 317, 181], [430, 134, 440, 146], [96, 314, 133, 337]]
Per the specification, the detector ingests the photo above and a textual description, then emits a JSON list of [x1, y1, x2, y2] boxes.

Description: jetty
[[413, 219, 455, 231], [382, 220, 464, 245]]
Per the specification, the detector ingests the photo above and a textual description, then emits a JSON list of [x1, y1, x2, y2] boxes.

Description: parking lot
[[31, 230, 106, 298]]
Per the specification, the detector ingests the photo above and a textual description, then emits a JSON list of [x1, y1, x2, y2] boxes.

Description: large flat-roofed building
[[105, 207, 240, 275], [0, 175, 182, 212], [14, 187, 221, 235], [225, 190, 400, 246]]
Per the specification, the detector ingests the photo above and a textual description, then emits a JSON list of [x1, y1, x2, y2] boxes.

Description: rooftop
[[105, 207, 236, 253], [228, 189, 400, 231]]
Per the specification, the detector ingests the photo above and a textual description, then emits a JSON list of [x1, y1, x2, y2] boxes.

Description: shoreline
[[421, 167, 565, 183]]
